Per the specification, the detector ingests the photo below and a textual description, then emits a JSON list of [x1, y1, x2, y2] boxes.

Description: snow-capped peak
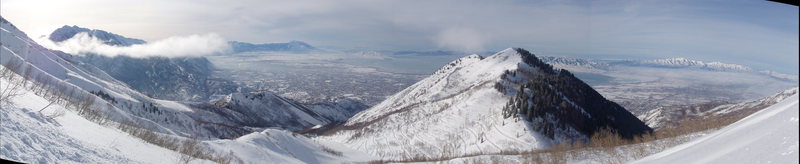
[[321, 47, 649, 160], [432, 53, 483, 75], [47, 25, 146, 46]]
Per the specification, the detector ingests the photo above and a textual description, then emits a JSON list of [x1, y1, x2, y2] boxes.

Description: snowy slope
[[206, 129, 376, 163], [0, 72, 194, 163], [634, 94, 799, 164]]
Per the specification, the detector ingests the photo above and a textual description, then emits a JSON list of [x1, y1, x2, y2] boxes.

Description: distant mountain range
[[228, 40, 316, 53], [620, 57, 753, 72], [539, 55, 797, 81]]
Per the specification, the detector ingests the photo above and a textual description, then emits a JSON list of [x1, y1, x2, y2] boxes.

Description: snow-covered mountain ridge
[[318, 48, 649, 160]]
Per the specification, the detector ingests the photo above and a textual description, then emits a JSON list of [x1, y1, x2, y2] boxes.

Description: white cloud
[[434, 28, 485, 52], [36, 32, 230, 58]]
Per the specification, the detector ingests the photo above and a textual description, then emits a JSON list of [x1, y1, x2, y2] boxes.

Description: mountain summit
[[48, 25, 146, 46], [321, 48, 651, 160]]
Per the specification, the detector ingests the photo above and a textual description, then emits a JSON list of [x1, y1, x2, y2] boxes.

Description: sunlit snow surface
[[634, 94, 799, 164]]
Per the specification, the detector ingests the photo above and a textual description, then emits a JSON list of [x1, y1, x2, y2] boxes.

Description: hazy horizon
[[1, 0, 797, 74]]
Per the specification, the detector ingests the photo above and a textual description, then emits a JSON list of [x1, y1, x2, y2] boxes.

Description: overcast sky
[[1, 0, 798, 74]]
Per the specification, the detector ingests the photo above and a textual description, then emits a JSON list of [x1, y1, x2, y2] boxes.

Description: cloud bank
[[37, 32, 229, 58]]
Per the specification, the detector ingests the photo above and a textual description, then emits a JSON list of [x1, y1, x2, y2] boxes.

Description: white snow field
[[634, 94, 799, 164]]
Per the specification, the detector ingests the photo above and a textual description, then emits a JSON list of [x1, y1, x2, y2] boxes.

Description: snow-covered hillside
[[317, 48, 649, 160], [0, 74, 201, 163], [634, 93, 799, 163]]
